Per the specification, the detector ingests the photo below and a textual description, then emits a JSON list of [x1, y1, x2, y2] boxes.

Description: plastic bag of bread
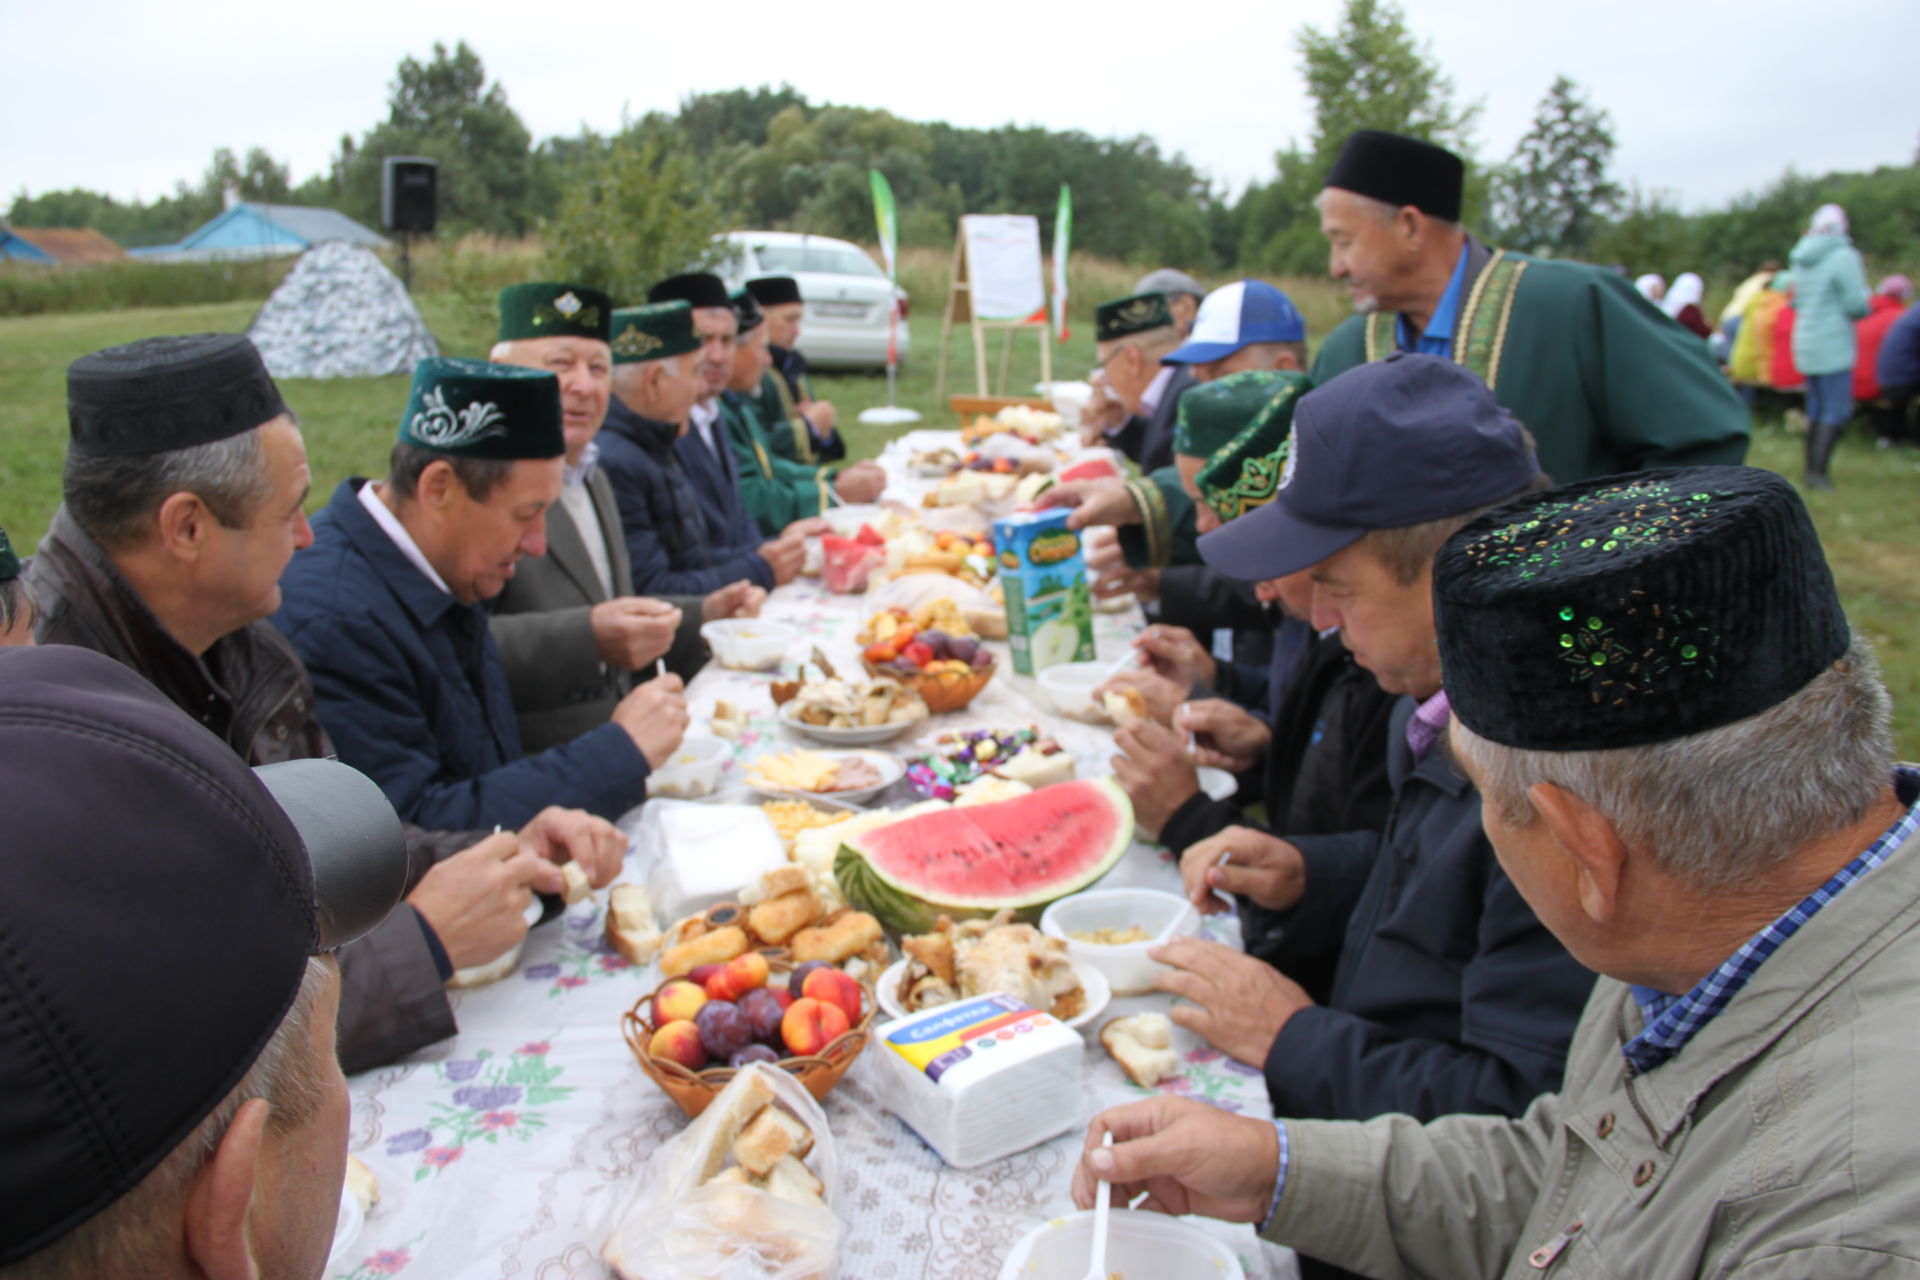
[[602, 1063, 842, 1280]]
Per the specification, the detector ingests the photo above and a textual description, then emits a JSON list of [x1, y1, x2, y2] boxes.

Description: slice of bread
[[1100, 1013, 1180, 1088], [605, 884, 662, 966], [763, 1154, 825, 1208], [560, 861, 592, 905]]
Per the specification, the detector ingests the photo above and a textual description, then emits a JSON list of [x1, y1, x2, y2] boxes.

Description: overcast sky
[[5, 0, 1915, 214]]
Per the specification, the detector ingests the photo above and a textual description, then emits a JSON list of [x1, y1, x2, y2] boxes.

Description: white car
[[713, 231, 910, 370]]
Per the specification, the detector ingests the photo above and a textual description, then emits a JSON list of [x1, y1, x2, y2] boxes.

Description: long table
[[329, 430, 1299, 1280]]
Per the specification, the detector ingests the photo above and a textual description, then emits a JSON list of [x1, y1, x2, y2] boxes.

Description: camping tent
[[247, 241, 438, 379]]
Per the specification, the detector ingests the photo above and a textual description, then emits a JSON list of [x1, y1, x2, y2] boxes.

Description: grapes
[[730, 1044, 781, 1068], [695, 1000, 753, 1060], [740, 988, 787, 1044]]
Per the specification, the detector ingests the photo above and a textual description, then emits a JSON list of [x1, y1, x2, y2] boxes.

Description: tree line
[[10, 2, 1917, 288]]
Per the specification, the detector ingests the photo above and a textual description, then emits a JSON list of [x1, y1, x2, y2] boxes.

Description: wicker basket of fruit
[[859, 605, 996, 714], [621, 955, 875, 1118]]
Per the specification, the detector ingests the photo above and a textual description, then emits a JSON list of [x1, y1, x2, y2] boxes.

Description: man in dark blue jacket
[[275, 356, 690, 830], [1158, 354, 1593, 1140], [599, 301, 804, 596]]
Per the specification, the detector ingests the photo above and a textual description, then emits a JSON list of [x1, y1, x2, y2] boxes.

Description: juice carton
[[992, 509, 1094, 675]]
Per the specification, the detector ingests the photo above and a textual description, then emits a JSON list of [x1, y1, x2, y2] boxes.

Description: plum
[[739, 987, 787, 1044], [946, 637, 979, 664], [730, 1044, 781, 1068], [694, 1000, 753, 1061]]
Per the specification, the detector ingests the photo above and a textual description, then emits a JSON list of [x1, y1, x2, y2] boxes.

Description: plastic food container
[[999, 1209, 1246, 1279], [1034, 660, 1110, 722], [1040, 887, 1199, 997], [645, 732, 730, 800], [700, 618, 799, 671]]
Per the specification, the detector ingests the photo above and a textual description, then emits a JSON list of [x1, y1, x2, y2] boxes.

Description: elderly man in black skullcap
[[1074, 465, 1920, 1278], [745, 274, 846, 464], [30, 334, 628, 1072], [0, 644, 408, 1276], [1311, 128, 1748, 483]]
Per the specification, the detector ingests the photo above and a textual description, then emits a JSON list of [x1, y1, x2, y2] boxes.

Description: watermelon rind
[[833, 776, 1133, 935]]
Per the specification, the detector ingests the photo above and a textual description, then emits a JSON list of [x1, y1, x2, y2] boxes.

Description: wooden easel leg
[[996, 327, 1015, 395]]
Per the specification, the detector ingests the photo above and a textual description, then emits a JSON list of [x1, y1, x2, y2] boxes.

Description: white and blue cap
[[1163, 280, 1307, 365]]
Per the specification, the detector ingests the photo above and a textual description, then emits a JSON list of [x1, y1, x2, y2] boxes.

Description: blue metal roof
[[0, 229, 56, 263], [179, 203, 388, 253]]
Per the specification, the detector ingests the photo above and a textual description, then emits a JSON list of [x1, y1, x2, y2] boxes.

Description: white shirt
[[557, 480, 615, 598], [357, 481, 451, 596], [689, 398, 722, 456], [1138, 365, 1176, 418]]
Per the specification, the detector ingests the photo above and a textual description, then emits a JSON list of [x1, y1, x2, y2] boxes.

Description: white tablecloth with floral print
[[330, 431, 1298, 1280]]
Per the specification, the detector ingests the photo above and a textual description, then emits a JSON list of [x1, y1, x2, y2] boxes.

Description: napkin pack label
[[883, 993, 1057, 1083]]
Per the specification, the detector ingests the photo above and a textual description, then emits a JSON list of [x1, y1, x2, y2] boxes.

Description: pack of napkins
[[634, 800, 786, 921], [870, 994, 1083, 1168]]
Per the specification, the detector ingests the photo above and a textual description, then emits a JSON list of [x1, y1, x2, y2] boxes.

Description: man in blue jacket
[[1160, 355, 1594, 1144], [599, 301, 805, 595], [274, 356, 689, 830]]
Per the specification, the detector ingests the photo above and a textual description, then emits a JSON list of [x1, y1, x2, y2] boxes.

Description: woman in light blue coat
[[1788, 202, 1872, 488]]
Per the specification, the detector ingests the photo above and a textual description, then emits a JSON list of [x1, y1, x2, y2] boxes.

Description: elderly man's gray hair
[[64, 430, 274, 552], [1453, 634, 1894, 891]]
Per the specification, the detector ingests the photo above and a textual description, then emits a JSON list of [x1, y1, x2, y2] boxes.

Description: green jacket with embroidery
[[1311, 245, 1749, 485], [1118, 468, 1200, 570], [718, 392, 833, 535]]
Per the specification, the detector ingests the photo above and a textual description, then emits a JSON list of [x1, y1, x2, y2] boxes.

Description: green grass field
[[4, 282, 1916, 756]]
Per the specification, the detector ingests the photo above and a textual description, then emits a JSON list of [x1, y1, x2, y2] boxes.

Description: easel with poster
[[935, 214, 1054, 398]]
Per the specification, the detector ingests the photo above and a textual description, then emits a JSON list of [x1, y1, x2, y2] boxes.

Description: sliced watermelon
[[1058, 457, 1121, 484], [835, 777, 1133, 934]]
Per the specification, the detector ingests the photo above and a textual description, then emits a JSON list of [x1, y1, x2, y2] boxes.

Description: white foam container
[[1034, 660, 1110, 722], [999, 1209, 1246, 1279], [645, 731, 729, 799], [1040, 887, 1199, 997]]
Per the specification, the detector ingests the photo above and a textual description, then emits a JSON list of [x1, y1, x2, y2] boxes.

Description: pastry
[[1100, 1013, 1180, 1088]]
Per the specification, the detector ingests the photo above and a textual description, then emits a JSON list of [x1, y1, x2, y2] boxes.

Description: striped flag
[[869, 169, 901, 365], [1051, 184, 1072, 341]]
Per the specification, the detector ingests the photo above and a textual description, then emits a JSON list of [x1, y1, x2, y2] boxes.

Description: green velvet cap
[[396, 357, 564, 459], [1096, 292, 1174, 343], [1193, 371, 1314, 524], [0, 523, 18, 582], [496, 282, 612, 343], [609, 303, 701, 365], [730, 287, 766, 334]]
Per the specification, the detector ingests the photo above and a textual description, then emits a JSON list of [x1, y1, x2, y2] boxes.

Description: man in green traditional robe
[[1310, 129, 1748, 482], [745, 276, 845, 464], [718, 288, 887, 535]]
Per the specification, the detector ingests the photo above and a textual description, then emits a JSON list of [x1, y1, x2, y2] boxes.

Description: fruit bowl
[[862, 658, 994, 714], [620, 959, 876, 1118]]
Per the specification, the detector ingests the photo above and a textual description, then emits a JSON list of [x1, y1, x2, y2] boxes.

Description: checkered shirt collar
[[1624, 765, 1920, 1074]]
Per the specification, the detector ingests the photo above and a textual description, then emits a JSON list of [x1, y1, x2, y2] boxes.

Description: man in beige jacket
[[1073, 466, 1920, 1277]]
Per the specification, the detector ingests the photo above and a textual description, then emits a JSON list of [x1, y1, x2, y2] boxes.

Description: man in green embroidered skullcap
[[1078, 290, 1198, 469], [274, 356, 689, 833], [0, 522, 35, 647], [1312, 128, 1748, 481], [718, 286, 887, 535], [487, 282, 743, 752]]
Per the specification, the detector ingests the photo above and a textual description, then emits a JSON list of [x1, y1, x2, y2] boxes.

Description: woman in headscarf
[[1634, 273, 1667, 305], [1788, 202, 1872, 488], [1856, 275, 1915, 445], [1661, 272, 1712, 338]]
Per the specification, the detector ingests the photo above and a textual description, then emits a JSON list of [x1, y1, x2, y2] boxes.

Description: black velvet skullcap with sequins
[[1433, 466, 1849, 752]]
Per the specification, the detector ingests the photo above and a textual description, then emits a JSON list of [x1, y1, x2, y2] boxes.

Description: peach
[[801, 966, 863, 1025], [781, 996, 852, 1057], [648, 1019, 707, 1071], [651, 979, 708, 1027], [687, 963, 725, 988], [704, 951, 771, 1003]]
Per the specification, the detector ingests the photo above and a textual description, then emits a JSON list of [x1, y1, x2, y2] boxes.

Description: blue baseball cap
[[1163, 280, 1306, 365], [1197, 353, 1540, 581]]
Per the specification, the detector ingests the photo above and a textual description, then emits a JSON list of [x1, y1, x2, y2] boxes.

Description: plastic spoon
[[1084, 1131, 1115, 1280]]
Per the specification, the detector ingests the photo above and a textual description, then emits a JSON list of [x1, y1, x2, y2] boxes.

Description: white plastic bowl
[[1196, 766, 1237, 801], [1040, 887, 1199, 997], [999, 1209, 1245, 1279], [1034, 660, 1111, 722], [700, 618, 799, 671], [645, 731, 730, 799]]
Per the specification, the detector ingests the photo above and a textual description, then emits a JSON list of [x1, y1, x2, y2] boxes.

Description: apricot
[[801, 966, 863, 1025], [781, 997, 852, 1057], [704, 951, 770, 1003], [651, 979, 708, 1027], [648, 1019, 707, 1071]]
